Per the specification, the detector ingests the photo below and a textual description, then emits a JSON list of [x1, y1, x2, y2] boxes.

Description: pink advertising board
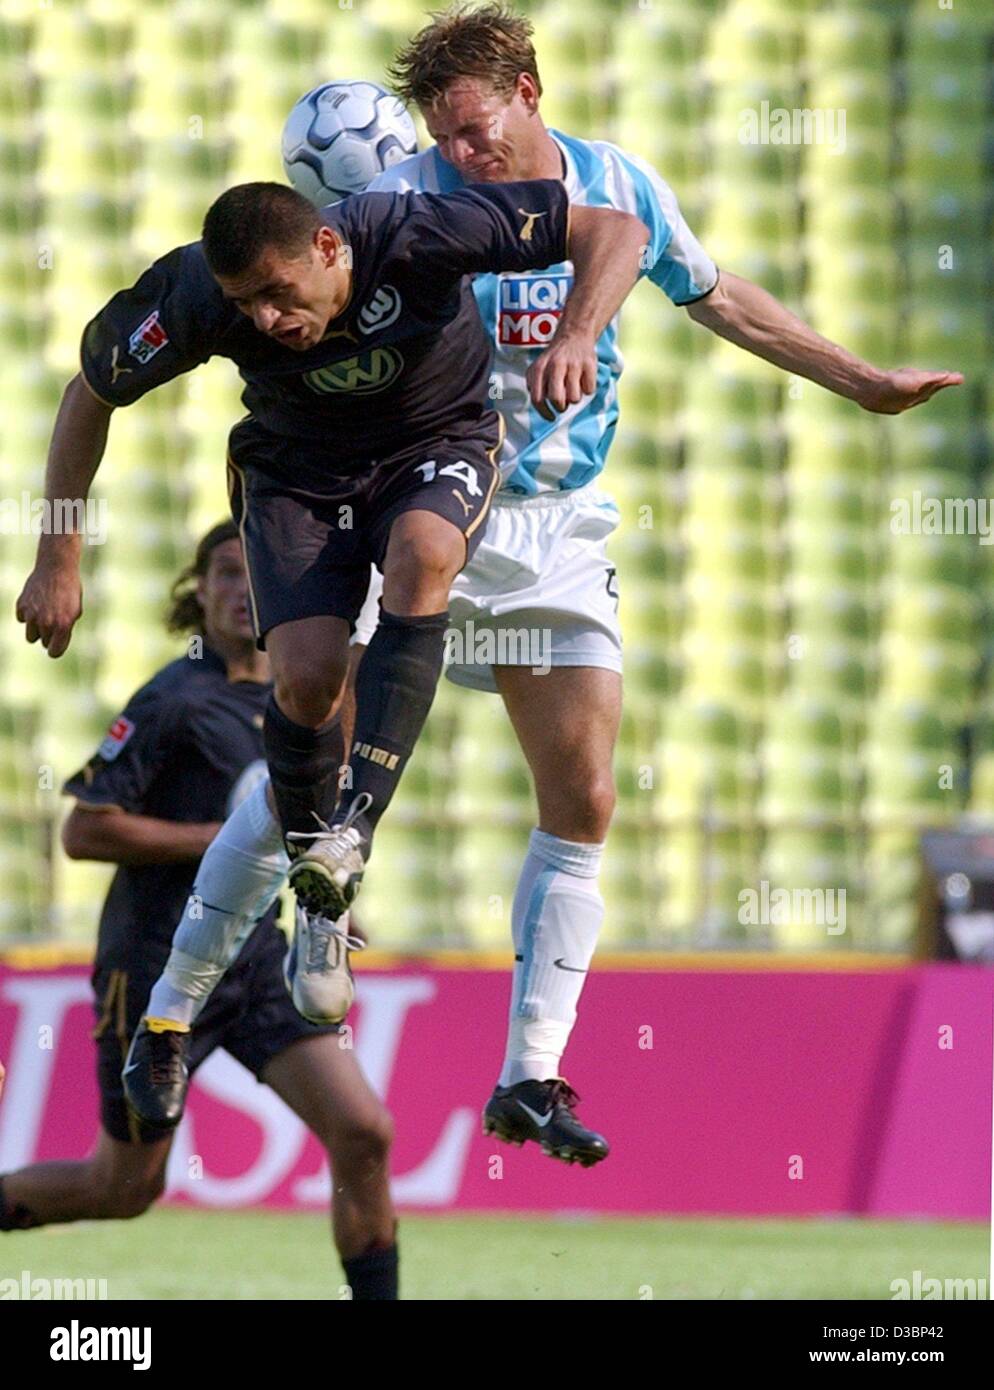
[[0, 961, 989, 1218]]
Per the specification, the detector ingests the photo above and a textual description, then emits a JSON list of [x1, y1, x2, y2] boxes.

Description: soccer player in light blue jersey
[[134, 4, 961, 1168]]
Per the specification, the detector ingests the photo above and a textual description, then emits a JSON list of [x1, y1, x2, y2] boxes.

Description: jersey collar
[[548, 130, 581, 200]]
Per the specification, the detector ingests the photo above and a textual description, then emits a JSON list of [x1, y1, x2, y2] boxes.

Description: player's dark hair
[[387, 2, 542, 109], [201, 183, 321, 277], [166, 521, 241, 636]]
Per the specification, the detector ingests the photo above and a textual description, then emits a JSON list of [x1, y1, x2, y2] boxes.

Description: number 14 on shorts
[[414, 459, 483, 496]]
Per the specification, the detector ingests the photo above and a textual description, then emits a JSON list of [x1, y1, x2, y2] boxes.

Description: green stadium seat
[[885, 531, 976, 591], [786, 523, 876, 586], [788, 583, 874, 646], [906, 239, 986, 306], [759, 743, 858, 828], [901, 127, 987, 197], [456, 824, 531, 950], [877, 636, 978, 720], [806, 247, 900, 311], [806, 10, 894, 71], [803, 133, 890, 193], [40, 73, 131, 126], [764, 695, 858, 754], [0, 67, 37, 125], [684, 465, 772, 531], [887, 420, 977, 476], [683, 582, 774, 645], [36, 131, 137, 196], [967, 753, 994, 819], [805, 187, 899, 255], [864, 828, 921, 952], [864, 749, 963, 829], [706, 3, 800, 81], [806, 304, 898, 370], [660, 826, 758, 945], [451, 695, 532, 821], [759, 828, 858, 951], [882, 586, 977, 648], [785, 638, 873, 704], [906, 307, 986, 380], [905, 9, 991, 73], [908, 190, 985, 245], [0, 15, 34, 63], [807, 72, 892, 135], [613, 6, 707, 81], [787, 473, 876, 529], [599, 826, 662, 947]]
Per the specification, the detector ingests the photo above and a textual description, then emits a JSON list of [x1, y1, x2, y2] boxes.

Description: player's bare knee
[[386, 543, 460, 607], [327, 1108, 394, 1176], [544, 771, 615, 842], [274, 663, 347, 728]]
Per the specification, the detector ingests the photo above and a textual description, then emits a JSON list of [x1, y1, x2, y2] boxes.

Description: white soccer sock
[[499, 828, 605, 1088], [144, 779, 289, 1027]]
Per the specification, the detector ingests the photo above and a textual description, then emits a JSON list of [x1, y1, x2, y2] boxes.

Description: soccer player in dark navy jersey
[[1, 524, 400, 1300], [17, 177, 648, 1009]]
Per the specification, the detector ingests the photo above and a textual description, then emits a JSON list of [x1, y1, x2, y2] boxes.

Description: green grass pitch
[[1, 1210, 987, 1300]]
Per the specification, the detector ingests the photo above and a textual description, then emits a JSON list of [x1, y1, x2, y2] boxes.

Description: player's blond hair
[[387, 2, 542, 109]]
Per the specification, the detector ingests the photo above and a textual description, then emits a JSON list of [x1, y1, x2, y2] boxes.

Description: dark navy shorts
[[226, 415, 501, 644], [92, 919, 339, 1145]]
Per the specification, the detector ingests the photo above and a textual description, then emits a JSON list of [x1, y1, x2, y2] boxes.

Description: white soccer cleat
[[286, 793, 372, 919], [283, 902, 366, 1025]]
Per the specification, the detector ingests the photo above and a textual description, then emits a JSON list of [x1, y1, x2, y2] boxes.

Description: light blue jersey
[[368, 129, 718, 496]]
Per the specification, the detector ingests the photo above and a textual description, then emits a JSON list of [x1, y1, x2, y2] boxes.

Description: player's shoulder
[[553, 128, 678, 208], [367, 146, 451, 195], [120, 241, 231, 344], [132, 651, 226, 716]]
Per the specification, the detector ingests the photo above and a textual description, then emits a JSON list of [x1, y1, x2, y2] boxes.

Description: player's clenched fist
[[526, 330, 598, 423], [16, 560, 83, 658]]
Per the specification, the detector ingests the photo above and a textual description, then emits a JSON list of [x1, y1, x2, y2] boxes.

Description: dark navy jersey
[[80, 179, 570, 469], [63, 645, 274, 974]]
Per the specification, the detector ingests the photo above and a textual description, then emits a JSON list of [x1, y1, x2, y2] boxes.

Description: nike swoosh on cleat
[[553, 958, 587, 973], [516, 1100, 553, 1128]]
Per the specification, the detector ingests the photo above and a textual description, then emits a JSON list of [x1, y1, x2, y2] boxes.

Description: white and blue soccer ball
[[282, 79, 418, 206]]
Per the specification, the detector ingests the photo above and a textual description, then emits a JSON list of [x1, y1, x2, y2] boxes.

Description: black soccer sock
[[342, 1242, 399, 1301], [335, 608, 448, 845], [263, 696, 345, 845], [0, 1177, 41, 1232]]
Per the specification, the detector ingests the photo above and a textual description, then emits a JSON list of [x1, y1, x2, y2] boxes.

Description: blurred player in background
[[124, 2, 962, 1172], [1, 524, 400, 1300]]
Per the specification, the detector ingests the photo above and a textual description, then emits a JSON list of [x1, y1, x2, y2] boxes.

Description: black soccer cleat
[[482, 1078, 609, 1167], [122, 1021, 191, 1130]]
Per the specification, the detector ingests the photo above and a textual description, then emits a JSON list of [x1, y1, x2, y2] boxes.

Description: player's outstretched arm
[[527, 204, 648, 422], [15, 374, 114, 658], [686, 270, 963, 414]]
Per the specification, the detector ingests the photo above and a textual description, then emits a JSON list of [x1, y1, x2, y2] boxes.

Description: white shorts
[[353, 485, 623, 693]]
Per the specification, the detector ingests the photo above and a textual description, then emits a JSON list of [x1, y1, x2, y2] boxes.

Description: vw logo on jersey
[[303, 347, 404, 395], [358, 285, 402, 335], [496, 272, 572, 348]]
